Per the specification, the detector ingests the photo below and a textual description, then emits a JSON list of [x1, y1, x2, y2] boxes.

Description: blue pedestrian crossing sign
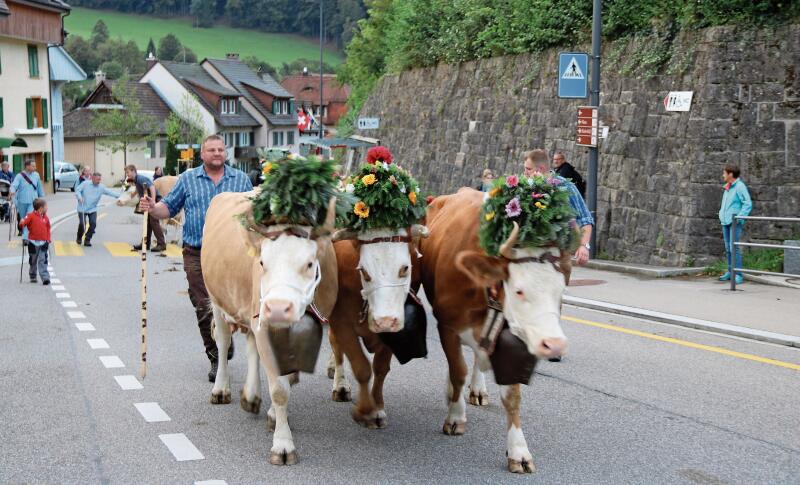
[[558, 52, 589, 99]]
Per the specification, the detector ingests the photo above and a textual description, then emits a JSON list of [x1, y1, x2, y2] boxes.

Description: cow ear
[[456, 250, 508, 287], [243, 230, 263, 258]]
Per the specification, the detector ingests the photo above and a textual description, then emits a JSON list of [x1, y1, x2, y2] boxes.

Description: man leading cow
[[138, 134, 253, 381]]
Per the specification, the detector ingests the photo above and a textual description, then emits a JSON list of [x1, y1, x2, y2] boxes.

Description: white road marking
[[159, 434, 204, 461], [99, 356, 125, 368], [195, 481, 228, 485], [87, 338, 109, 349], [114, 375, 143, 390], [75, 322, 95, 331], [49, 272, 56, 277], [51, 278, 61, 284], [56, 292, 70, 299], [61, 301, 77, 308], [47, 266, 53, 271], [135, 402, 171, 422], [51, 285, 65, 291], [68, 311, 86, 319]]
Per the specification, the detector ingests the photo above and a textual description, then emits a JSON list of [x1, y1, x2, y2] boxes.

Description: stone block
[[751, 83, 785, 102], [755, 121, 786, 151], [787, 122, 800, 166], [774, 101, 800, 120]]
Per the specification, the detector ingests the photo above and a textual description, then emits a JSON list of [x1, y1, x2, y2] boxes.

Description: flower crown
[[479, 174, 579, 256], [341, 146, 427, 231]]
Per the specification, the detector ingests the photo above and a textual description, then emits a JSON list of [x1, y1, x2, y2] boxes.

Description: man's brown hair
[[523, 149, 547, 163], [724, 164, 740, 178], [201, 134, 225, 149], [125, 164, 137, 173]]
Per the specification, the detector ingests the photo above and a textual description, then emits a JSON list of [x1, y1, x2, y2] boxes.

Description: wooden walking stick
[[140, 209, 149, 379]]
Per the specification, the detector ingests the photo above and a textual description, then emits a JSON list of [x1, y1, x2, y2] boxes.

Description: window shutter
[[28, 45, 38, 77], [43, 152, 51, 182], [12, 154, 22, 173], [289, 100, 295, 114], [26, 98, 33, 129], [272, 100, 278, 114], [42, 98, 48, 129]]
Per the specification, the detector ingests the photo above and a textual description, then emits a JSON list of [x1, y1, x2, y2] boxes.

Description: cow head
[[247, 198, 337, 329], [456, 223, 569, 360], [116, 184, 138, 207], [334, 225, 428, 333]]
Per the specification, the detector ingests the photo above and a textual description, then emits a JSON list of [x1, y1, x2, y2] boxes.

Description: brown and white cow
[[116, 175, 183, 243], [420, 188, 570, 474], [201, 190, 338, 465]]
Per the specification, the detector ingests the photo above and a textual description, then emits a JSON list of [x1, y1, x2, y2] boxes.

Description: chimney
[[226, 53, 239, 60], [146, 52, 158, 71], [302, 67, 309, 76], [94, 69, 106, 86]]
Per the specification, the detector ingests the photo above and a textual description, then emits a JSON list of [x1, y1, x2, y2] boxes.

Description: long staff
[[19, 238, 25, 283], [140, 210, 149, 379]]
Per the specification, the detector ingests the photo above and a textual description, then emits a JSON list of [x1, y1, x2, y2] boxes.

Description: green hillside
[[65, 7, 344, 65]]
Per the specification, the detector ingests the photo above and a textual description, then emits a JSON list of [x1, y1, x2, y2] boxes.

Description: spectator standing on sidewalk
[[476, 168, 495, 192], [552, 151, 586, 198], [0, 159, 14, 184], [75, 172, 121, 247], [9, 160, 45, 241], [124, 165, 166, 252], [153, 166, 164, 180], [137, 134, 253, 382], [18, 198, 51, 285], [718, 164, 752, 285], [78, 166, 92, 185]]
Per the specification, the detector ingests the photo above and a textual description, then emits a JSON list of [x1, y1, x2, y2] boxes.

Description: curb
[[584, 260, 706, 278], [563, 295, 800, 348]]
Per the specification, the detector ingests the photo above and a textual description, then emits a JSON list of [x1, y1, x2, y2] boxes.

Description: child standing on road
[[18, 198, 51, 285]]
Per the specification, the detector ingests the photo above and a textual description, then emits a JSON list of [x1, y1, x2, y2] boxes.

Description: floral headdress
[[341, 146, 427, 231], [479, 174, 579, 256]]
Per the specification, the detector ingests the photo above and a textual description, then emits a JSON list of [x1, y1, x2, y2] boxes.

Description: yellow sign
[[180, 148, 194, 161]]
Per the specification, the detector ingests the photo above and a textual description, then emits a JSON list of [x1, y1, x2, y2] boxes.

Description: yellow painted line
[[164, 243, 182, 258], [562, 315, 800, 371], [97, 213, 107, 221], [54, 240, 84, 256], [8, 240, 20, 249], [104, 242, 138, 257]]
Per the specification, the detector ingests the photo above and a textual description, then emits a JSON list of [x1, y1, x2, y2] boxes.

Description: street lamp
[[319, 0, 324, 140]]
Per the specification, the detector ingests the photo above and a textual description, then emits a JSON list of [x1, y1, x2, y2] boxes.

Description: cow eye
[[515, 289, 524, 298], [306, 261, 314, 270], [398, 265, 409, 278]]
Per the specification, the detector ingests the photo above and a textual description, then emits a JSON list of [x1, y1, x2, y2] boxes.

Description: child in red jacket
[[18, 198, 51, 284]]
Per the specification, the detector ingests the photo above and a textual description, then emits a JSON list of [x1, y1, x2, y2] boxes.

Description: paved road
[[1, 202, 798, 484]]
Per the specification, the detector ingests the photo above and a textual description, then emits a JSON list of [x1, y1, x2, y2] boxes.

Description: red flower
[[426, 195, 435, 205], [366, 146, 394, 165]]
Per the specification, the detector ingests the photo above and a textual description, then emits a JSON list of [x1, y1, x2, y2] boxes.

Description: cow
[[201, 190, 338, 465], [419, 188, 571, 474], [116, 175, 183, 243], [326, 225, 427, 427]]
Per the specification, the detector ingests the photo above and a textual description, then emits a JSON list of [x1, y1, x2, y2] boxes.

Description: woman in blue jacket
[[719, 164, 752, 284]]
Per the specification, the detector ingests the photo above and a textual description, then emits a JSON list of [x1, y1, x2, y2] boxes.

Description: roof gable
[[49, 45, 87, 82]]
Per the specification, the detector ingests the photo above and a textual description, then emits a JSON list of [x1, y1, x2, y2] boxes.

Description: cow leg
[[439, 325, 468, 435], [501, 384, 535, 474], [467, 354, 489, 406], [331, 321, 380, 427], [369, 345, 392, 428], [210, 306, 232, 404], [328, 327, 351, 402], [240, 331, 262, 414]]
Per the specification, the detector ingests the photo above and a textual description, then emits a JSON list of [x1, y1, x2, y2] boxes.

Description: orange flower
[[262, 162, 273, 175], [488, 187, 501, 198], [362, 174, 377, 186], [354, 201, 370, 218], [408, 191, 417, 205]]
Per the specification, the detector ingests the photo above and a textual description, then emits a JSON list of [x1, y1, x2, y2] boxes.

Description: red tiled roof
[[280, 74, 350, 105]]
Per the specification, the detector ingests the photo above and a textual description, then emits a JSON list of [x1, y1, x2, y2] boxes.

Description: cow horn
[[410, 224, 429, 238], [332, 229, 359, 242], [499, 222, 520, 259]]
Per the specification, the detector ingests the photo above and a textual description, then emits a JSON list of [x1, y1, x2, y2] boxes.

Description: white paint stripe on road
[[67, 311, 86, 319], [159, 433, 204, 461], [47, 266, 53, 271], [99, 355, 125, 368], [195, 481, 228, 485], [135, 402, 171, 422], [56, 292, 70, 299], [50, 278, 61, 284], [87, 338, 109, 349], [51, 285, 65, 291], [61, 301, 77, 308], [49, 272, 56, 277], [75, 322, 95, 331], [114, 375, 143, 390]]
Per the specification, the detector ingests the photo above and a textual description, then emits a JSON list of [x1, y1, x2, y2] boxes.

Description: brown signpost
[[576, 106, 598, 147]]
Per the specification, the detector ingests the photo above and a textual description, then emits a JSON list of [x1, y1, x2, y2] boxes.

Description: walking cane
[[140, 209, 149, 379], [19, 239, 25, 283]]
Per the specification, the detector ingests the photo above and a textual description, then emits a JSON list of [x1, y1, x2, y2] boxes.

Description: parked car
[[54, 162, 80, 191]]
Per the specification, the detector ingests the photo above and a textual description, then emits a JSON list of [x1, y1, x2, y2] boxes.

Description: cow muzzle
[[536, 337, 567, 359], [263, 299, 296, 325], [369, 315, 402, 333]]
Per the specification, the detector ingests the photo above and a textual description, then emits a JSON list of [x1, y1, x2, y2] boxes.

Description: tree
[[165, 93, 207, 172], [146, 37, 156, 58], [65, 35, 100, 74], [242, 55, 278, 79], [173, 46, 197, 63], [99, 60, 124, 79], [157, 34, 183, 61], [91, 75, 157, 178], [191, 0, 216, 28], [90, 19, 109, 48]]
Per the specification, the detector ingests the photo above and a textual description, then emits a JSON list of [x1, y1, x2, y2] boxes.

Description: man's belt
[[183, 244, 201, 251]]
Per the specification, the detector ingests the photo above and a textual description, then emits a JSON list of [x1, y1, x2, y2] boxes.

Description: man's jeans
[[28, 242, 50, 281], [17, 202, 33, 239], [77, 212, 98, 243], [722, 223, 744, 270]]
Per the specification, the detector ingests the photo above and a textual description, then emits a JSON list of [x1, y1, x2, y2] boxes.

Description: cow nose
[[264, 300, 294, 323], [372, 316, 401, 333], [539, 338, 567, 358]]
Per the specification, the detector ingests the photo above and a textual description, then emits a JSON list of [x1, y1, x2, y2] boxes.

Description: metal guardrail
[[731, 215, 800, 290]]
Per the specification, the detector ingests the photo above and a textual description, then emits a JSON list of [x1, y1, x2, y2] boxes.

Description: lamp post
[[319, 0, 324, 140], [587, 0, 601, 257]]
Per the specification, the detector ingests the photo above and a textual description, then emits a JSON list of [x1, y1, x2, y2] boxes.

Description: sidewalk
[[565, 266, 800, 346]]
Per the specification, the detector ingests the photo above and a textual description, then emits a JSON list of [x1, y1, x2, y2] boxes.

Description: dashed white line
[[135, 402, 171, 422], [47, 266, 54, 271], [61, 301, 77, 308], [50, 278, 61, 284], [195, 481, 228, 485], [56, 292, 71, 299], [87, 338, 109, 349], [159, 434, 204, 461], [75, 322, 95, 331], [114, 375, 143, 390], [99, 355, 125, 368], [49, 272, 57, 277], [51, 285, 65, 291], [67, 311, 86, 319]]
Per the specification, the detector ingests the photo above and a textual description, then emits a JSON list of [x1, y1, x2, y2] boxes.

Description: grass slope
[[65, 7, 343, 66]]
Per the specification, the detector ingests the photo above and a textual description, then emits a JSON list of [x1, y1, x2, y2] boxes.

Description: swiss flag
[[297, 108, 308, 132]]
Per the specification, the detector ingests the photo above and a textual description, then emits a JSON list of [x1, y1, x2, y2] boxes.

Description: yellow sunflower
[[488, 187, 501, 198], [408, 191, 417, 205], [262, 162, 273, 175], [485, 211, 495, 221], [354, 201, 370, 219], [362, 174, 377, 186]]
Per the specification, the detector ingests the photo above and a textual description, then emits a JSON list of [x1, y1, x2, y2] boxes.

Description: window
[[272, 131, 284, 146], [28, 45, 39, 77], [287, 131, 294, 146], [281, 100, 288, 114], [224, 132, 235, 147], [25, 98, 48, 129], [238, 131, 251, 147], [146, 140, 156, 158], [159, 139, 167, 157], [221, 98, 238, 114]]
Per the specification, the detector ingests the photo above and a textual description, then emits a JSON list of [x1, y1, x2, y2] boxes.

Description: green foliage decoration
[[479, 174, 579, 257]]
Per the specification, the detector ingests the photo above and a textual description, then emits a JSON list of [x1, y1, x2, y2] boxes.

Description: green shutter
[[272, 100, 278, 114], [289, 100, 295, 114], [41, 99, 48, 129], [0, 98, 3, 128], [28, 45, 38, 77], [12, 154, 22, 173], [43, 152, 51, 182], [26, 98, 33, 129]]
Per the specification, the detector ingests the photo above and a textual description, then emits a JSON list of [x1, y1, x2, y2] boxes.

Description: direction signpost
[[357, 117, 380, 130], [576, 106, 599, 147]]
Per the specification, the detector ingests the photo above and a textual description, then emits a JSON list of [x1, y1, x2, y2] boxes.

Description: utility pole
[[587, 0, 601, 257], [319, 0, 324, 140]]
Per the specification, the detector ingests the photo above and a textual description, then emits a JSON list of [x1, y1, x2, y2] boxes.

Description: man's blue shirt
[[11, 171, 45, 204], [552, 173, 594, 227], [162, 164, 253, 247], [76, 180, 120, 213]]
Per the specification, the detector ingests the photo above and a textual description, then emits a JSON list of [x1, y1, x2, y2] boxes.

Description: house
[[0, 0, 70, 193], [280, 71, 350, 135], [63, 77, 172, 182], [48, 44, 86, 171]]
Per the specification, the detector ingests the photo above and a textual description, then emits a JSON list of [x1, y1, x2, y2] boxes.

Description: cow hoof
[[331, 387, 352, 402], [288, 372, 300, 386], [468, 390, 489, 406], [352, 409, 385, 430], [267, 415, 276, 432], [507, 458, 536, 474], [269, 450, 298, 466], [239, 391, 261, 414], [442, 421, 466, 436], [210, 391, 231, 405], [327, 366, 335, 379]]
